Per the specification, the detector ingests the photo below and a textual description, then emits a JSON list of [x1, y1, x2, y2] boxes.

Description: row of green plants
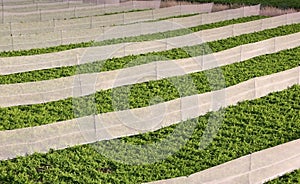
[[266, 169, 300, 183], [2, 21, 300, 84], [0, 45, 299, 130], [0, 84, 299, 183], [145, 13, 199, 22], [123, 13, 201, 26], [187, 0, 300, 9], [0, 16, 265, 57], [69, 8, 152, 20], [71, 11, 200, 27]]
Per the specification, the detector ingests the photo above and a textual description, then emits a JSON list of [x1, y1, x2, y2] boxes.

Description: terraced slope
[[0, 3, 213, 34], [0, 5, 261, 51], [0, 85, 299, 183], [1, 13, 299, 78], [0, 16, 273, 76], [0, 13, 264, 57], [0, 32, 299, 107], [266, 169, 300, 183], [0, 1, 171, 23], [0, 38, 299, 129], [0, 4, 299, 184]]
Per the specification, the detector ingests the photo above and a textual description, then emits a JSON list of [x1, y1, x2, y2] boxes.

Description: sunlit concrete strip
[[0, 66, 299, 160], [0, 32, 299, 107], [0, 5, 259, 51], [145, 139, 300, 184]]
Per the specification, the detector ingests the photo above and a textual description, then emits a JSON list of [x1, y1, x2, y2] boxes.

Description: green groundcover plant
[[0, 85, 299, 183], [0, 46, 299, 130], [69, 8, 152, 20], [145, 13, 200, 22], [266, 169, 300, 183]]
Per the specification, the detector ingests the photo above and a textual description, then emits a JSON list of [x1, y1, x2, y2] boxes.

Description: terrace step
[[0, 5, 260, 51], [0, 67, 299, 160], [0, 32, 299, 106], [146, 139, 300, 184]]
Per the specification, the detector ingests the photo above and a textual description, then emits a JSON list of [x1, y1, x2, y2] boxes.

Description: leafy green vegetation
[[266, 169, 300, 183], [2, 21, 300, 84], [0, 84, 299, 183], [117, 12, 201, 25], [0, 16, 265, 57], [185, 0, 300, 9], [0, 45, 299, 130], [69, 8, 152, 20], [145, 13, 199, 22]]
